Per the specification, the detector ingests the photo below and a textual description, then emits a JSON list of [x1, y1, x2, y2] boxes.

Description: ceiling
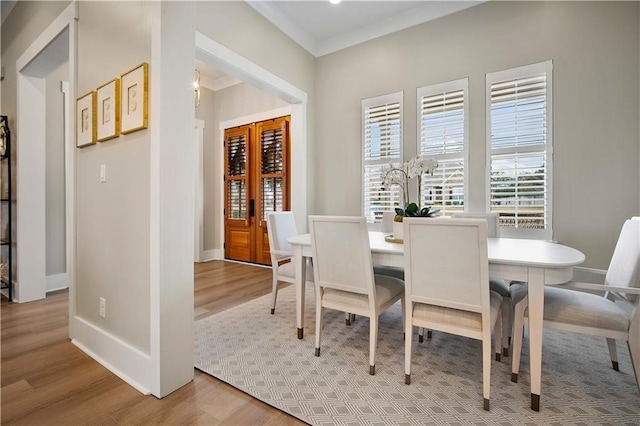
[[246, 0, 483, 57], [200, 0, 482, 89]]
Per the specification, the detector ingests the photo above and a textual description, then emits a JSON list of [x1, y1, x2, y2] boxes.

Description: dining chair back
[[452, 212, 500, 237], [452, 212, 511, 357], [266, 212, 312, 315], [370, 211, 405, 282], [403, 217, 503, 410], [510, 217, 640, 392], [309, 215, 405, 375]]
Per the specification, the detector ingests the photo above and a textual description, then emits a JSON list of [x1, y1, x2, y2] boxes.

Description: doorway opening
[[15, 5, 75, 303], [194, 31, 308, 263], [224, 116, 291, 265]]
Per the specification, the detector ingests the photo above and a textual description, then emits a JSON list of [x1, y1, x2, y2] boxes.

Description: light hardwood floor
[[1, 260, 306, 425]]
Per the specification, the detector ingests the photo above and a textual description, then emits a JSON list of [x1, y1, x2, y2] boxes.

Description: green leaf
[[395, 207, 405, 216], [405, 203, 419, 214]]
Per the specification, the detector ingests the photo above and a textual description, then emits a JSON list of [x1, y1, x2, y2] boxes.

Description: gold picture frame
[[76, 91, 97, 148], [96, 78, 121, 142], [120, 62, 148, 134]]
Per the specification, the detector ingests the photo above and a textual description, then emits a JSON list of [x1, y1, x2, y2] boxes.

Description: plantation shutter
[[418, 79, 468, 216], [225, 129, 250, 224], [362, 92, 403, 223], [487, 61, 552, 238], [259, 121, 287, 222]]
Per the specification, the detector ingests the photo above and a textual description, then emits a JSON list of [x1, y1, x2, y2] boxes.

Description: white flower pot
[[393, 221, 403, 241]]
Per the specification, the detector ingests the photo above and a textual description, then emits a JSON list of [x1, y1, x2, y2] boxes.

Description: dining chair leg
[[606, 338, 619, 371], [270, 276, 279, 315], [369, 314, 379, 375], [493, 315, 503, 362], [482, 330, 492, 411], [510, 298, 527, 383], [315, 305, 324, 357], [405, 308, 413, 385], [501, 297, 510, 356], [627, 339, 640, 393], [345, 312, 351, 325], [418, 327, 431, 342]]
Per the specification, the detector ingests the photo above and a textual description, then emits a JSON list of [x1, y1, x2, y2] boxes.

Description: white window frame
[[485, 60, 553, 240], [362, 91, 403, 223], [417, 78, 469, 216]]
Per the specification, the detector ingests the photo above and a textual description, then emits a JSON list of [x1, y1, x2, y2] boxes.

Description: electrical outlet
[[100, 164, 106, 183], [99, 297, 106, 318]]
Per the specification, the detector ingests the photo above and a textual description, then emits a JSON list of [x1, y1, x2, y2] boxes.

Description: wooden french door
[[224, 116, 290, 265]]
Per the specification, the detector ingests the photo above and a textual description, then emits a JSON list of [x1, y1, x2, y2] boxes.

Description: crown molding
[[247, 1, 319, 56], [248, 1, 483, 58]]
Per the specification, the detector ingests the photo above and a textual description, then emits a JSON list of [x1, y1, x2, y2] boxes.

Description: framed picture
[[120, 62, 148, 134], [96, 78, 120, 142], [76, 91, 96, 148]]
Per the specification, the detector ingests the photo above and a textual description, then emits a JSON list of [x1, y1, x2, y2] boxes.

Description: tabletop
[[287, 231, 585, 269]]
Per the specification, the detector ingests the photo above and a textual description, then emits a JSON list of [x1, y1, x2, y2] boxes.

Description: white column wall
[[149, 1, 195, 397]]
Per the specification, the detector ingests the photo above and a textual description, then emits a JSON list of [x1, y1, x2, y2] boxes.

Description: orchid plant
[[382, 156, 440, 221]]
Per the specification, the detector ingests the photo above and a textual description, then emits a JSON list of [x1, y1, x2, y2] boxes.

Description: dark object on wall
[[1, 115, 13, 301]]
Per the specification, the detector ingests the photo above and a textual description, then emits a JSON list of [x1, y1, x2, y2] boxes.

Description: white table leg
[[292, 244, 306, 339], [527, 267, 545, 411]]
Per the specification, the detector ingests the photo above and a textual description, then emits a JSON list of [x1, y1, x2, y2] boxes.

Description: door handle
[[249, 199, 255, 217]]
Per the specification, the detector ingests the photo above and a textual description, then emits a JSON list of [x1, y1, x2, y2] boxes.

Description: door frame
[[218, 106, 293, 260], [194, 119, 205, 262], [15, 3, 76, 303], [195, 32, 308, 260]]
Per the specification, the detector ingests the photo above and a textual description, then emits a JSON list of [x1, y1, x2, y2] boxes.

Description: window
[[417, 78, 468, 216], [362, 92, 403, 223], [486, 61, 553, 239]]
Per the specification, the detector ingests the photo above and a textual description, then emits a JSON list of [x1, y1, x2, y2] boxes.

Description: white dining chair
[[372, 211, 405, 280], [510, 217, 640, 392], [309, 215, 405, 375], [266, 212, 313, 315], [403, 217, 503, 411], [452, 212, 511, 358], [354, 211, 404, 327]]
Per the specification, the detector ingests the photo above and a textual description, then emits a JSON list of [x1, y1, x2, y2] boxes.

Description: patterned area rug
[[194, 286, 640, 425]]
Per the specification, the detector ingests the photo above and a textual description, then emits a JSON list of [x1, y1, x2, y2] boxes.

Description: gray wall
[[314, 1, 640, 269], [196, 83, 289, 252], [45, 61, 68, 277], [1, 1, 69, 124], [1, 1, 71, 285], [195, 0, 317, 215], [75, 0, 152, 353]]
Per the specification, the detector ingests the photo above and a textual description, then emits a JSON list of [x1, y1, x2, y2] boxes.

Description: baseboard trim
[[70, 316, 152, 396], [46, 273, 68, 292], [199, 249, 222, 262]]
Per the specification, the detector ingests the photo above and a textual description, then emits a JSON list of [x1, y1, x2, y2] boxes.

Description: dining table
[[286, 230, 585, 411]]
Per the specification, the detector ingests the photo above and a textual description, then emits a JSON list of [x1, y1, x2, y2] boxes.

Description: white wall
[[45, 61, 68, 279], [314, 1, 640, 269], [72, 0, 195, 397], [75, 0, 152, 353]]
